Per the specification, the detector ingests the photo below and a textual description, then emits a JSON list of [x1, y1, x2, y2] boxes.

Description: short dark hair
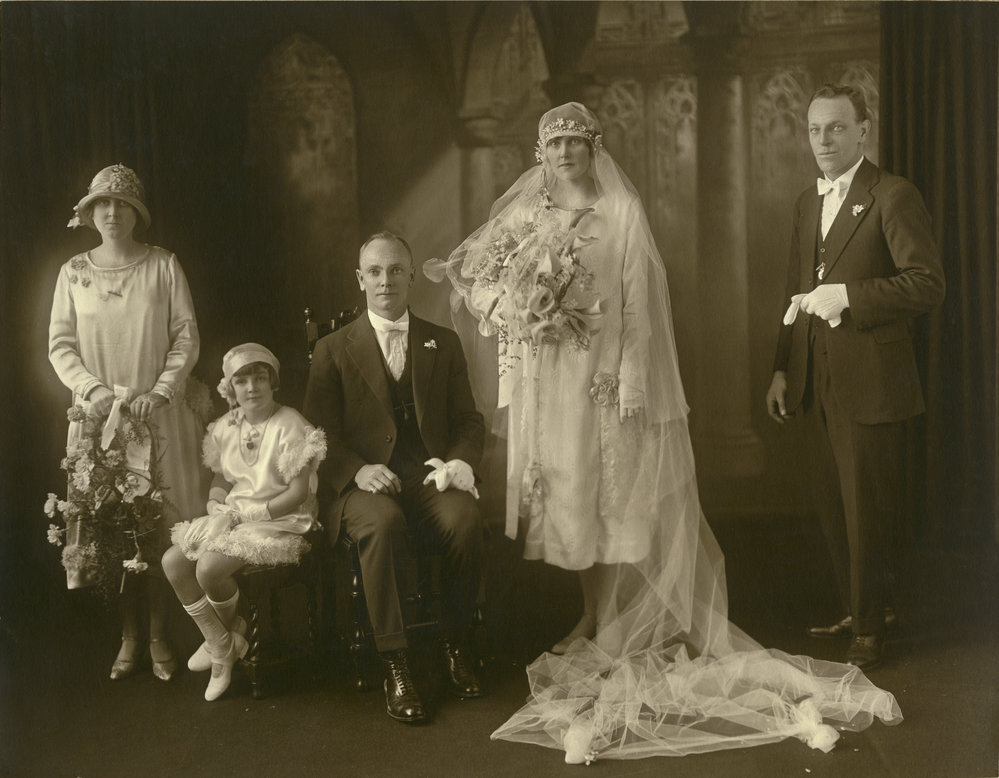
[[808, 83, 869, 124], [231, 361, 280, 393], [358, 231, 414, 267]]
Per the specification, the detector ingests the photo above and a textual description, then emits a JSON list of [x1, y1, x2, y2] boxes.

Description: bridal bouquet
[[44, 404, 167, 602], [429, 199, 604, 355]]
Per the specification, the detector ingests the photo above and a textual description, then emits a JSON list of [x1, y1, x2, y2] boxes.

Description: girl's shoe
[[109, 636, 145, 680], [188, 616, 247, 672], [149, 638, 177, 682], [204, 632, 249, 702]]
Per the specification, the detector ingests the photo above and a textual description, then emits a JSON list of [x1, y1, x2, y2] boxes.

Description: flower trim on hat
[[535, 118, 603, 163], [103, 164, 144, 200], [217, 376, 236, 406], [277, 427, 327, 483]]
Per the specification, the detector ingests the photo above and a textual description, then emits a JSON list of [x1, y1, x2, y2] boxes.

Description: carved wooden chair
[[235, 533, 323, 699]]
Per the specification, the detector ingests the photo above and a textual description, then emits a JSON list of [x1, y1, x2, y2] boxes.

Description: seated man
[[304, 231, 485, 723]]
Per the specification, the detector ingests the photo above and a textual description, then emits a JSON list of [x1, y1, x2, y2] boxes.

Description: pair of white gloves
[[423, 458, 479, 500], [783, 284, 849, 328]]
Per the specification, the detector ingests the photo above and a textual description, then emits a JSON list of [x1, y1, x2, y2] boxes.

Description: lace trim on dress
[[277, 427, 327, 483], [201, 422, 222, 474]]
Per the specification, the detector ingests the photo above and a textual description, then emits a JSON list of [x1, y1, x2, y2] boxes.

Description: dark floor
[[2, 516, 997, 778]]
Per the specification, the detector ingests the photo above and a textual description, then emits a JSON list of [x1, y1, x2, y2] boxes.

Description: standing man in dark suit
[[766, 84, 945, 670], [305, 232, 485, 722]]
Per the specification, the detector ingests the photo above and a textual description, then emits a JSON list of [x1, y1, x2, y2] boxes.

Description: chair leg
[[348, 561, 370, 691], [243, 594, 265, 700], [305, 574, 319, 651]]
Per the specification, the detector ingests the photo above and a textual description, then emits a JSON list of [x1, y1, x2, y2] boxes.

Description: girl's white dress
[[49, 246, 206, 586], [171, 406, 326, 566]]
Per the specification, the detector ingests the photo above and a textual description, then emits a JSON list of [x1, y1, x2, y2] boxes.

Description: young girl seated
[[163, 343, 326, 701]]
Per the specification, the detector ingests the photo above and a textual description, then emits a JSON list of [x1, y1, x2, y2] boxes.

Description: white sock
[[208, 590, 240, 630], [183, 595, 231, 655]]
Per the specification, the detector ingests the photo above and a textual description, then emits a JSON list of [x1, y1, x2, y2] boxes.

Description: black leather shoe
[[381, 650, 427, 723], [442, 640, 484, 699], [845, 632, 885, 671], [807, 608, 898, 639]]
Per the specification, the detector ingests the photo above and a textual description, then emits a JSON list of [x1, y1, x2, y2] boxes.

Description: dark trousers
[[805, 325, 905, 636], [333, 475, 483, 653]]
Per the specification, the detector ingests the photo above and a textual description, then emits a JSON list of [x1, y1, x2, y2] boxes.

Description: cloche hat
[[68, 163, 151, 230], [217, 343, 281, 406]]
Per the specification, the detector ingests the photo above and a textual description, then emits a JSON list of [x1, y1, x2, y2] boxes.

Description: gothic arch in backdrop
[[246, 33, 359, 334]]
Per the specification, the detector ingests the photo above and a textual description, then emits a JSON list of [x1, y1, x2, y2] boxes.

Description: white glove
[[423, 458, 480, 499], [783, 294, 807, 325], [184, 509, 237, 547], [799, 284, 849, 327], [469, 285, 501, 334], [619, 379, 644, 422], [241, 502, 272, 523]]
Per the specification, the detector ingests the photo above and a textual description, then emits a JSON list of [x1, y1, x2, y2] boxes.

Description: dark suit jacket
[[773, 157, 945, 424], [303, 311, 485, 534]]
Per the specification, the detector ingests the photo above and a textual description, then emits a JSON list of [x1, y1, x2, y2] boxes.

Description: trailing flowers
[[44, 404, 168, 603]]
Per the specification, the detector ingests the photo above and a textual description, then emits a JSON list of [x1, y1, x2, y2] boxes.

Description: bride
[[425, 102, 900, 762]]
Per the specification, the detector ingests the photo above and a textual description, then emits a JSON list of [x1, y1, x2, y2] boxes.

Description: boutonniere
[[424, 339, 437, 350], [852, 204, 866, 216]]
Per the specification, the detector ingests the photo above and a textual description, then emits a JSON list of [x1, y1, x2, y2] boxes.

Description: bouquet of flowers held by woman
[[427, 194, 604, 356], [44, 402, 169, 602]]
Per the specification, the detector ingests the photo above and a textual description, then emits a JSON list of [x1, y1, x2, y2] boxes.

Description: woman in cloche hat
[[48, 164, 207, 682]]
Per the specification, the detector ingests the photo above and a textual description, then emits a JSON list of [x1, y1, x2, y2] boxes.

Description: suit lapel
[[820, 157, 877, 281], [346, 314, 394, 421], [409, 315, 436, 427]]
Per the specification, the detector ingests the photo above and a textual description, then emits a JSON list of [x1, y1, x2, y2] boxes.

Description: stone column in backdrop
[[690, 19, 765, 478], [458, 115, 500, 235]]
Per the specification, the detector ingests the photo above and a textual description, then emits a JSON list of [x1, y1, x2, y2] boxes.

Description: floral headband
[[534, 118, 604, 163]]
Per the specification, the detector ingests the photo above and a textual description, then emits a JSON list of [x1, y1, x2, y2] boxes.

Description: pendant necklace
[[241, 405, 277, 464]]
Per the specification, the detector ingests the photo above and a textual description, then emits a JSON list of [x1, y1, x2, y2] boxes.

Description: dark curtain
[[881, 3, 998, 544], [1, 5, 167, 623]]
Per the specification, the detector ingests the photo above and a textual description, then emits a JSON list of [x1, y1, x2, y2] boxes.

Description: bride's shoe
[[188, 616, 247, 672], [552, 613, 597, 655], [204, 632, 249, 702], [109, 636, 145, 680], [149, 638, 177, 681]]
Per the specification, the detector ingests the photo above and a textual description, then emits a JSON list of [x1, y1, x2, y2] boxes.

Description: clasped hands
[[354, 459, 479, 499], [783, 284, 849, 328], [183, 499, 273, 547], [183, 501, 239, 547], [88, 384, 167, 421]]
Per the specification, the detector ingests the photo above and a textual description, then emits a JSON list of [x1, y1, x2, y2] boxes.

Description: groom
[[304, 231, 485, 723]]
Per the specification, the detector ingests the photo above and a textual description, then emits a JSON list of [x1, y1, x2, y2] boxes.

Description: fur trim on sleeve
[[202, 421, 223, 474], [277, 427, 327, 483]]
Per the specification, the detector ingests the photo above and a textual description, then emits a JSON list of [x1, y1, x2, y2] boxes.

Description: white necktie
[[384, 327, 407, 381], [817, 178, 844, 239]]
